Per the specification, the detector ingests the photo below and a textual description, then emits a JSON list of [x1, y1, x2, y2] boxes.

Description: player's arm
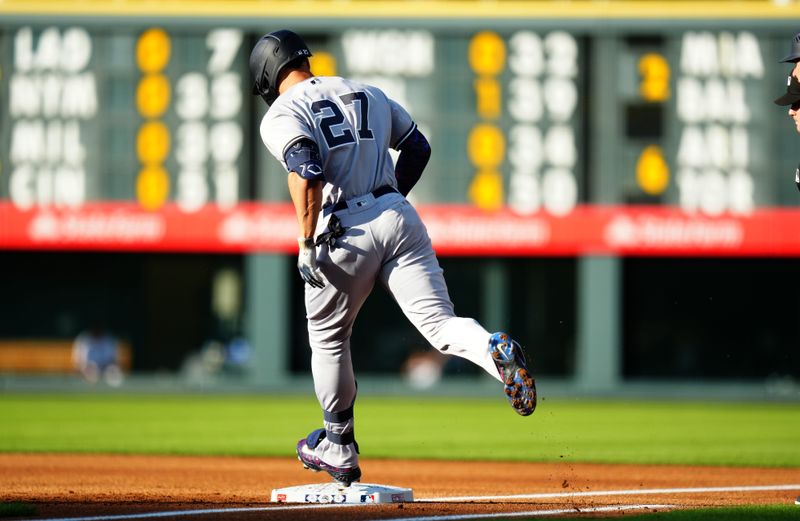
[[393, 127, 431, 197], [285, 138, 325, 237], [288, 173, 322, 237], [285, 139, 325, 288]]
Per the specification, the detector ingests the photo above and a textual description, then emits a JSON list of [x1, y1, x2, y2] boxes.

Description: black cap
[[774, 74, 800, 106], [780, 32, 800, 63]]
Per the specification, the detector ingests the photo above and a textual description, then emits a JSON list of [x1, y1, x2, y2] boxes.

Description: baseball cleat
[[489, 332, 537, 416], [296, 429, 361, 487]]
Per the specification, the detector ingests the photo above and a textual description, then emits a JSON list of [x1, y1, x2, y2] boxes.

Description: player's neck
[[279, 70, 315, 94]]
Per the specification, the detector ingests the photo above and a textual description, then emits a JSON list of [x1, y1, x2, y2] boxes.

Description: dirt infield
[[2, 454, 799, 520]]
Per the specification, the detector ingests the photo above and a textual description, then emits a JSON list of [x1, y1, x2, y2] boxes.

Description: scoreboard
[[1, 26, 248, 211], [1, 0, 800, 256]]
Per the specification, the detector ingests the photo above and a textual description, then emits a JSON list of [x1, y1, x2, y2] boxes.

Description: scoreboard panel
[[1, 26, 250, 210], [1, 2, 800, 256]]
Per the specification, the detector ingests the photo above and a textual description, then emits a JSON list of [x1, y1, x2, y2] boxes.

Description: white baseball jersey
[[260, 76, 416, 205]]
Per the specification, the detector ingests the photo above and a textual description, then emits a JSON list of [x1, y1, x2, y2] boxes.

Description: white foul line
[[32, 503, 351, 521], [24, 504, 675, 521], [422, 483, 800, 502], [29, 483, 800, 521], [364, 504, 676, 521]]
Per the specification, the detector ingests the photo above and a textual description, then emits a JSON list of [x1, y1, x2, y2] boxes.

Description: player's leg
[[297, 226, 379, 484], [376, 202, 500, 381], [382, 251, 502, 381], [378, 201, 536, 416]]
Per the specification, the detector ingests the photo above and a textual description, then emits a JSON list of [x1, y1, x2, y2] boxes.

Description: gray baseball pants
[[304, 191, 502, 468]]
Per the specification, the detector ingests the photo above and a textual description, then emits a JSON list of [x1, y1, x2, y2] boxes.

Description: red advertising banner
[[2, 202, 800, 256]]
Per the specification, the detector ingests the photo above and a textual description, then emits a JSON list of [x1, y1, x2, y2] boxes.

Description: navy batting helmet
[[250, 29, 312, 106]]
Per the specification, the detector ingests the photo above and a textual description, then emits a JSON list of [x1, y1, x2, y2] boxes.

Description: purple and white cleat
[[489, 332, 537, 416], [296, 428, 361, 487]]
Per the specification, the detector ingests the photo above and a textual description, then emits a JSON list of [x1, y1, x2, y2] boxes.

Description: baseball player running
[[250, 29, 536, 487]]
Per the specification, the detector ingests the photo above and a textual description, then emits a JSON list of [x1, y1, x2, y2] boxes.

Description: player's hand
[[795, 163, 799, 193], [297, 237, 325, 288]]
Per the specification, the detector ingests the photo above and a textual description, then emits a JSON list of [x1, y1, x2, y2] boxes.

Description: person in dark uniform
[[774, 33, 800, 191]]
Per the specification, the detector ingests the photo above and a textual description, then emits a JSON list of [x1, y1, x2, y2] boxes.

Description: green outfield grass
[[0, 502, 37, 518], [561, 505, 799, 520], [0, 394, 798, 467]]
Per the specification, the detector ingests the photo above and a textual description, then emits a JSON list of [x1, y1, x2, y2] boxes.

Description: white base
[[271, 482, 413, 504]]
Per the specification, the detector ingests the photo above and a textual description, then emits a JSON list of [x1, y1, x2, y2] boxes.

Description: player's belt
[[326, 185, 399, 213]]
